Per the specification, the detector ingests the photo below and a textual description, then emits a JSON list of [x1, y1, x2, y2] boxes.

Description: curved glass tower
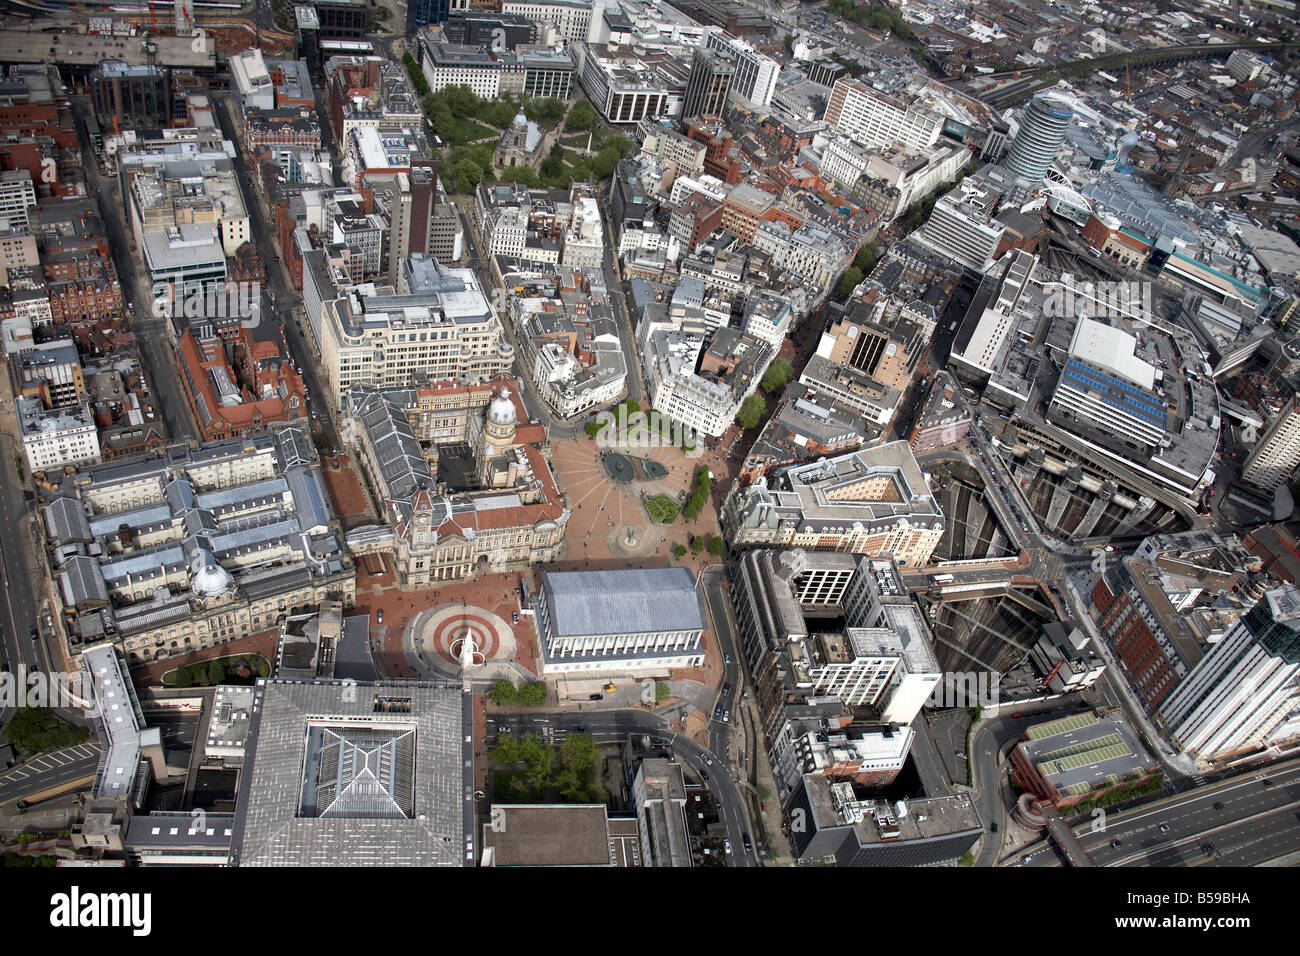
[[1004, 94, 1074, 185]]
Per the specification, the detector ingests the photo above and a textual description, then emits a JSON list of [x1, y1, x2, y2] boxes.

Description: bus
[[931, 573, 955, 586]]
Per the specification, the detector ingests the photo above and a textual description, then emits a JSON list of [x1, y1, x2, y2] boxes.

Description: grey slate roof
[[231, 680, 463, 867], [541, 567, 704, 637]]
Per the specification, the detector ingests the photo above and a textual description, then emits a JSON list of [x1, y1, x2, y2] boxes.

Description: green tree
[[488, 679, 518, 704], [518, 682, 547, 706], [691, 535, 706, 553], [453, 159, 485, 196], [3, 708, 89, 757], [565, 99, 598, 131], [708, 536, 725, 556], [655, 682, 671, 703], [171, 663, 192, 688], [760, 357, 794, 394], [586, 419, 607, 438], [519, 732, 553, 791], [736, 394, 766, 430], [490, 732, 520, 763], [837, 266, 863, 299], [560, 733, 599, 776], [403, 52, 430, 96], [253, 656, 270, 678], [441, 83, 480, 117], [673, 544, 687, 558], [206, 659, 226, 686], [853, 242, 879, 273]]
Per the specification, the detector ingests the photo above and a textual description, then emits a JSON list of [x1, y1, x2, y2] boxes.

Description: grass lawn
[[645, 494, 680, 524]]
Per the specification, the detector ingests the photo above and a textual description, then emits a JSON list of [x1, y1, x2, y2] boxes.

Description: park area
[[489, 732, 607, 804], [399, 61, 636, 194]]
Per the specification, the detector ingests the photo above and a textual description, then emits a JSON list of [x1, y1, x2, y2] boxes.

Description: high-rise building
[[681, 49, 734, 121], [911, 194, 1005, 273], [408, 0, 451, 32], [1004, 93, 1073, 184], [1243, 393, 1300, 491], [702, 28, 777, 109], [1158, 585, 1300, 763], [823, 77, 942, 153]]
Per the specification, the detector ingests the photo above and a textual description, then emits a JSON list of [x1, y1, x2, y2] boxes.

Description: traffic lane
[[1077, 765, 1300, 855], [1100, 804, 1300, 867], [71, 100, 193, 441], [0, 750, 101, 805], [210, 94, 334, 432]]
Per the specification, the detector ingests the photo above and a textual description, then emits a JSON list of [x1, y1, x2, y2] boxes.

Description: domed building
[[493, 110, 553, 172], [477, 388, 523, 487]]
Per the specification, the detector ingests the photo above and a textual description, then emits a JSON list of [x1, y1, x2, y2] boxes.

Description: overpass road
[[1008, 760, 1300, 867]]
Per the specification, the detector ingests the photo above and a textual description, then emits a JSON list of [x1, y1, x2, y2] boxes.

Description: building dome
[[513, 109, 528, 127], [191, 559, 233, 598], [488, 393, 517, 426]]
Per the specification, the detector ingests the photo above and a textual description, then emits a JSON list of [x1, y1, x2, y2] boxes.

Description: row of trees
[[487, 679, 547, 707], [682, 465, 712, 521], [169, 656, 268, 688], [491, 731, 603, 803]]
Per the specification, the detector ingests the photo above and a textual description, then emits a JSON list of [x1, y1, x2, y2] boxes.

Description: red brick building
[[178, 328, 308, 442]]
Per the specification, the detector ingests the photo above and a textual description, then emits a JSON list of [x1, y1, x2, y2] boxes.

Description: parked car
[[723, 710, 730, 722], [588, 693, 602, 701], [376, 609, 383, 625]]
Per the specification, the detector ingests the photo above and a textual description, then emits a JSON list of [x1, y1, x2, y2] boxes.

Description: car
[[1263, 778, 1274, 787], [588, 693, 603, 701], [700, 769, 710, 781], [702, 753, 713, 765], [723, 710, 730, 722], [990, 822, 998, 833], [722, 682, 731, 696], [473, 789, 486, 799], [376, 609, 383, 624], [723, 839, 732, 854], [1110, 839, 1122, 848], [1201, 842, 1215, 857], [724, 653, 731, 664], [1159, 823, 1170, 833], [742, 832, 752, 851], [713, 704, 723, 719], [575, 725, 586, 732], [30, 628, 38, 642], [511, 612, 519, 624], [1213, 802, 1225, 810]]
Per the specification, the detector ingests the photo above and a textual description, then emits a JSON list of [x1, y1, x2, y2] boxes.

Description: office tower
[[1004, 93, 1073, 184], [1159, 585, 1300, 762], [682, 49, 734, 121], [1243, 393, 1300, 491], [911, 194, 1006, 273], [823, 76, 942, 153]]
